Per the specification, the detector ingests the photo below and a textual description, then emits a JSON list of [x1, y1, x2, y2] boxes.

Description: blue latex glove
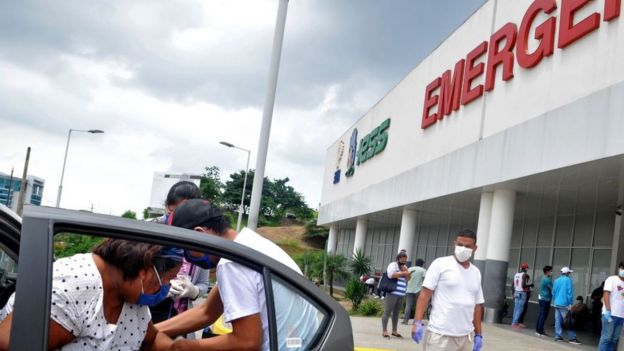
[[412, 320, 424, 344], [604, 310, 612, 322], [473, 334, 483, 351]]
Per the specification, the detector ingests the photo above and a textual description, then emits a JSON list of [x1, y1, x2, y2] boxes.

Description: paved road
[[351, 316, 596, 351]]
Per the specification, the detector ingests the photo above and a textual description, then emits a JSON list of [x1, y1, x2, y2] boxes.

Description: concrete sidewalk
[[351, 316, 596, 351]]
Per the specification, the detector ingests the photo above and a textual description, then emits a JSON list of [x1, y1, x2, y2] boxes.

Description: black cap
[[170, 199, 223, 229]]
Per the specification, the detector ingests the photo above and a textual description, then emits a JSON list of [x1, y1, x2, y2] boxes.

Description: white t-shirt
[[0, 253, 151, 350], [603, 275, 624, 318], [423, 256, 485, 336], [216, 228, 319, 351], [514, 272, 526, 292]]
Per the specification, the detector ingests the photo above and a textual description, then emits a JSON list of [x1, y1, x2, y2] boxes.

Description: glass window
[[597, 180, 617, 208], [522, 218, 539, 247], [511, 219, 523, 248], [591, 249, 612, 291], [577, 183, 596, 214], [554, 215, 574, 247], [540, 188, 557, 217], [557, 185, 577, 216], [537, 217, 554, 247], [534, 248, 552, 281], [571, 248, 590, 298], [553, 248, 571, 274], [593, 211, 615, 247], [572, 213, 594, 247], [436, 227, 449, 247], [271, 277, 327, 351]]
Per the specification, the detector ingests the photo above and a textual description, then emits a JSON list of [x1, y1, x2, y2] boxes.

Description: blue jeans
[[599, 315, 624, 351], [512, 291, 527, 324], [536, 299, 551, 334], [554, 307, 577, 340]]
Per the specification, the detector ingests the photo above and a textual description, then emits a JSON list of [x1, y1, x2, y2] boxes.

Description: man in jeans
[[598, 262, 624, 350], [512, 263, 533, 328], [535, 265, 553, 336], [402, 259, 426, 325], [553, 266, 581, 344]]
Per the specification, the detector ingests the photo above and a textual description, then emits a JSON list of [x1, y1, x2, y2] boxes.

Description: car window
[[271, 275, 328, 350]]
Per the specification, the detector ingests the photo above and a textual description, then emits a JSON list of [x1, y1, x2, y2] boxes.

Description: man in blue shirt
[[535, 265, 553, 336], [553, 266, 581, 344]]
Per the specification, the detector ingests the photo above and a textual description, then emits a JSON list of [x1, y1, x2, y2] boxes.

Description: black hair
[[165, 181, 201, 207], [93, 239, 180, 280], [456, 229, 477, 241], [576, 296, 583, 302], [415, 259, 425, 267], [619, 262, 624, 269], [201, 214, 232, 236], [396, 252, 407, 261], [543, 265, 553, 274]]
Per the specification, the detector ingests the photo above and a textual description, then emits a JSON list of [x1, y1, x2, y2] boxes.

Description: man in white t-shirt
[[411, 229, 484, 351], [156, 199, 318, 351], [599, 262, 624, 350]]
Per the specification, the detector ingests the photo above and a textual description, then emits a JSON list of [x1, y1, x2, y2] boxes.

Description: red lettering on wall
[[485, 23, 518, 91], [517, 0, 557, 68], [605, 0, 621, 21], [438, 59, 466, 118], [558, 0, 601, 49], [461, 41, 488, 106], [421, 77, 441, 129]]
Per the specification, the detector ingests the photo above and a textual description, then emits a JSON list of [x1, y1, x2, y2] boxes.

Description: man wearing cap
[[553, 266, 581, 344], [511, 263, 533, 329], [155, 199, 318, 351]]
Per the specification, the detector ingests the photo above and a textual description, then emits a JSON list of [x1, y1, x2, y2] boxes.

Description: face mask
[[454, 246, 473, 263], [184, 250, 216, 270], [137, 266, 170, 306], [619, 269, 624, 278]]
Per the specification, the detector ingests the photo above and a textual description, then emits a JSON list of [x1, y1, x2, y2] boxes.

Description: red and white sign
[[422, 0, 621, 129]]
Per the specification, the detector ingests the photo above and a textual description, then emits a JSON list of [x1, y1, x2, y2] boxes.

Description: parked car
[[0, 205, 353, 350]]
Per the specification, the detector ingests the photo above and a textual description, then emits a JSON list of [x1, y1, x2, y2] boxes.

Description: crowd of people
[[0, 181, 318, 350]]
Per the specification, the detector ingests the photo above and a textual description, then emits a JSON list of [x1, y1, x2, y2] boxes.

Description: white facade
[[319, 0, 624, 326]]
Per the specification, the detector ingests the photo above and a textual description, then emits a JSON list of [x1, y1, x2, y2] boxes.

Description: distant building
[[146, 172, 201, 218], [0, 172, 45, 213]]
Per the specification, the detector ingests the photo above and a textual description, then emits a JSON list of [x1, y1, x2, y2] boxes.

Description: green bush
[[345, 277, 366, 311], [358, 300, 382, 316]]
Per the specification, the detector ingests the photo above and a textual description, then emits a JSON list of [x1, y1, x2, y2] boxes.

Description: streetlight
[[220, 141, 251, 232], [56, 129, 104, 208]]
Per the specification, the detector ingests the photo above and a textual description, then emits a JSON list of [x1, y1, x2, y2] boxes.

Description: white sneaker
[[381, 296, 385, 300]]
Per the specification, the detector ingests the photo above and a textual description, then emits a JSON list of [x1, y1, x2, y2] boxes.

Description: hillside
[[256, 225, 319, 256]]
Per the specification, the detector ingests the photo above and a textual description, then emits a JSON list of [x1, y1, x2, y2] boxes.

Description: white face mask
[[619, 269, 624, 278], [454, 246, 473, 263]]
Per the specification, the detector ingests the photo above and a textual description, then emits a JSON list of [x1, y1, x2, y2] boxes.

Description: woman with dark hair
[[382, 251, 411, 338], [148, 181, 210, 331], [0, 239, 182, 350]]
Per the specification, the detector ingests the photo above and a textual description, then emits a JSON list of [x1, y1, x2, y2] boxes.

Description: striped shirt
[[387, 262, 408, 297]]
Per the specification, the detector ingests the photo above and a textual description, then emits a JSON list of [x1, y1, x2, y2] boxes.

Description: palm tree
[[325, 253, 349, 297], [349, 249, 372, 277]]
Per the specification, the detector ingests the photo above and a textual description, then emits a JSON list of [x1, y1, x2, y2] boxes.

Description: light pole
[[247, 0, 289, 230], [56, 129, 104, 208], [220, 141, 251, 232]]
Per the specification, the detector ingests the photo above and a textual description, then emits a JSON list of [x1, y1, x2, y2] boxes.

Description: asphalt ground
[[351, 316, 597, 351]]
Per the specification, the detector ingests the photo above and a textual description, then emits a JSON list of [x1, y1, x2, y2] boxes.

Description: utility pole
[[16, 147, 31, 216], [5, 168, 14, 207], [247, 0, 289, 230]]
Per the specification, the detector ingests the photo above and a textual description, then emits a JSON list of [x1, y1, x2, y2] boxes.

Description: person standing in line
[[535, 265, 553, 337], [381, 252, 411, 338], [592, 281, 606, 336], [552, 266, 581, 344], [598, 262, 624, 351], [402, 258, 426, 325], [511, 263, 533, 329], [411, 229, 484, 351]]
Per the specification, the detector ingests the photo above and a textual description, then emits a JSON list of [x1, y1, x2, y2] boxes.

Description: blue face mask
[[184, 250, 216, 270], [137, 266, 171, 306]]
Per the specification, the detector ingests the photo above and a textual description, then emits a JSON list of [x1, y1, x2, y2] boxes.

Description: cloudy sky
[[0, 0, 485, 217]]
